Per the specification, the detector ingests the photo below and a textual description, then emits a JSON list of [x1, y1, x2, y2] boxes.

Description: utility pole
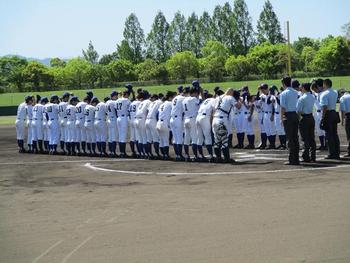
[[286, 21, 292, 76]]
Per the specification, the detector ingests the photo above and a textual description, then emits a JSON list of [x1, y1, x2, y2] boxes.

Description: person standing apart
[[340, 91, 350, 157], [320, 79, 340, 160], [16, 96, 33, 153], [280, 76, 300, 165], [297, 83, 316, 162]]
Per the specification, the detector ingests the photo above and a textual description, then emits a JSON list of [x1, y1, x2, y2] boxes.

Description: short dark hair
[[281, 76, 292, 87], [324, 78, 332, 87], [302, 83, 311, 91]]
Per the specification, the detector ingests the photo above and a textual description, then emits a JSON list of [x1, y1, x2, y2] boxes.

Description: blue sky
[[0, 0, 349, 58]]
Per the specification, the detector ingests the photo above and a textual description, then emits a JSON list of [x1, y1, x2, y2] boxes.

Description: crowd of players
[[15, 78, 350, 164]]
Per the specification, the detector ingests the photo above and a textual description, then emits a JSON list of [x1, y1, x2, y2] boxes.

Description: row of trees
[[1, 0, 350, 92]]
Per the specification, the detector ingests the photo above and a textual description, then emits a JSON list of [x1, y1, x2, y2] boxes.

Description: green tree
[[99, 53, 118, 65], [0, 56, 27, 92], [225, 55, 251, 80], [186, 12, 202, 57], [135, 59, 160, 81], [198, 11, 212, 48], [64, 57, 91, 88], [300, 46, 316, 72], [211, 5, 225, 43], [168, 11, 188, 53], [82, 41, 99, 64], [342, 22, 350, 40], [166, 51, 199, 81], [107, 59, 136, 83], [50, 57, 66, 67], [116, 40, 134, 62], [232, 0, 254, 55], [256, 0, 284, 44], [293, 37, 319, 54], [23, 61, 53, 91], [312, 36, 350, 75], [146, 11, 170, 62], [123, 13, 145, 63], [200, 41, 229, 82]]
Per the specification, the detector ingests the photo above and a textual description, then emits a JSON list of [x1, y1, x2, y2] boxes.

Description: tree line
[[1, 0, 350, 93]]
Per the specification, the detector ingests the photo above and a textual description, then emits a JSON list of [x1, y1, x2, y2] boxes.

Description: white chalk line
[[84, 162, 350, 176], [61, 235, 95, 263], [0, 159, 139, 165], [31, 239, 64, 263]]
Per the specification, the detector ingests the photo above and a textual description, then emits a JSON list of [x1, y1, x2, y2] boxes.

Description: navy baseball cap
[[104, 96, 110, 102], [184, 86, 191, 93], [86, 91, 94, 99], [70, 96, 78, 103], [91, 97, 99, 104], [260, 83, 269, 90], [110, 91, 118, 97], [177, 85, 183, 93], [292, 80, 301, 89], [25, 96, 33, 103], [241, 86, 249, 92], [51, 94, 59, 101], [62, 92, 70, 98], [125, 84, 133, 89], [192, 80, 200, 88], [41, 97, 48, 103]]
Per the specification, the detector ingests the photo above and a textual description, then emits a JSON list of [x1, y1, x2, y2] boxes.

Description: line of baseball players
[[15, 80, 350, 163]]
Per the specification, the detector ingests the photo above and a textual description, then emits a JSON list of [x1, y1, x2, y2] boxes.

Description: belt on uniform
[[64, 117, 67, 119], [34, 118, 43, 121], [96, 118, 103, 121], [317, 110, 321, 113], [119, 114, 126, 117], [86, 120, 91, 122], [173, 115, 178, 118], [235, 112, 241, 115], [50, 119, 57, 121], [160, 119, 164, 122], [202, 113, 207, 116], [301, 113, 313, 117], [264, 111, 272, 113], [216, 116, 224, 119], [244, 112, 248, 114], [275, 112, 280, 115]]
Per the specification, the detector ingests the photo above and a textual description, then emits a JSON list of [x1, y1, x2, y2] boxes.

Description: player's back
[[76, 101, 87, 121], [214, 95, 236, 117], [17, 102, 27, 120], [171, 95, 185, 117], [158, 101, 172, 121], [84, 105, 96, 122], [147, 100, 162, 119], [33, 104, 44, 119], [183, 97, 200, 118], [95, 102, 106, 120], [136, 100, 150, 118], [45, 103, 59, 120], [105, 100, 117, 119], [66, 105, 76, 121], [129, 100, 140, 120], [116, 98, 130, 117], [59, 101, 68, 119], [198, 98, 214, 116]]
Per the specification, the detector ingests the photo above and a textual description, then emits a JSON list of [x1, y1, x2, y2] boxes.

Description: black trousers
[[324, 111, 340, 158], [345, 113, 350, 154], [283, 112, 300, 163], [299, 114, 316, 161]]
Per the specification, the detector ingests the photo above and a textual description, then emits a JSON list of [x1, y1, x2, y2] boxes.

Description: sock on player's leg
[[197, 145, 204, 157], [81, 141, 86, 153], [154, 142, 160, 156], [184, 145, 189, 157], [206, 145, 213, 156], [192, 144, 198, 158]]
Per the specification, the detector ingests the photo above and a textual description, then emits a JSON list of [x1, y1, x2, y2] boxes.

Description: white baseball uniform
[[84, 104, 96, 143], [94, 102, 107, 142], [116, 98, 131, 143], [32, 103, 44, 141], [260, 94, 276, 136], [273, 95, 285, 136], [135, 99, 150, 144], [44, 102, 60, 146], [106, 99, 118, 143], [183, 96, 200, 145], [66, 104, 77, 143], [170, 94, 185, 144], [26, 104, 33, 145], [314, 92, 325, 137], [157, 101, 172, 147], [146, 100, 161, 143], [58, 101, 68, 142], [242, 102, 254, 136], [128, 100, 140, 142], [75, 101, 87, 143], [196, 98, 214, 145], [15, 102, 27, 140]]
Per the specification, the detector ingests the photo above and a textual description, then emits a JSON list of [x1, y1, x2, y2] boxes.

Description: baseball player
[[129, 94, 141, 158], [75, 96, 89, 155], [170, 86, 185, 161], [183, 87, 201, 161], [271, 86, 287, 149], [26, 97, 34, 153], [212, 88, 241, 163], [311, 79, 327, 150], [242, 94, 255, 149], [58, 92, 70, 154], [41, 97, 50, 153], [16, 96, 33, 153], [259, 84, 276, 149], [116, 90, 131, 158], [135, 91, 151, 158], [157, 91, 174, 160], [31, 95, 46, 153], [44, 95, 60, 154], [84, 97, 97, 156], [254, 89, 267, 149], [196, 91, 215, 160], [106, 91, 118, 157], [94, 97, 108, 157], [66, 96, 79, 155], [146, 94, 162, 158]]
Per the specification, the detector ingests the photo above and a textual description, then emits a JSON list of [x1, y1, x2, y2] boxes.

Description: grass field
[[0, 116, 15, 125], [0, 76, 349, 106]]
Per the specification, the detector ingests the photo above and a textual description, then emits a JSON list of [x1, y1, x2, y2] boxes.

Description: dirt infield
[[1, 125, 350, 263]]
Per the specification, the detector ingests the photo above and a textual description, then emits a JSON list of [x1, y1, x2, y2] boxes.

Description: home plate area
[[84, 149, 350, 176]]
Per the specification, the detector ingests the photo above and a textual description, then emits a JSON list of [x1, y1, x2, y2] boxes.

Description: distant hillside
[[2, 55, 69, 66]]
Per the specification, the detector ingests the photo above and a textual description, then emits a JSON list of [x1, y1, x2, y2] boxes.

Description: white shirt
[[147, 100, 162, 119], [314, 92, 323, 111], [66, 105, 76, 122], [84, 104, 96, 122], [198, 98, 214, 116], [17, 102, 27, 120], [116, 98, 131, 117], [129, 100, 140, 120], [58, 101, 68, 120], [33, 104, 44, 121], [171, 95, 185, 118], [76, 101, 87, 121], [44, 103, 59, 121], [135, 100, 150, 119], [95, 102, 107, 120], [213, 95, 237, 118], [183, 96, 200, 118], [26, 105, 33, 120], [158, 101, 172, 122], [105, 99, 117, 120]]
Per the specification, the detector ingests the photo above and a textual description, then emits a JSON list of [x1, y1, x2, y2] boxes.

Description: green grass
[[1, 75, 349, 106], [0, 116, 15, 125]]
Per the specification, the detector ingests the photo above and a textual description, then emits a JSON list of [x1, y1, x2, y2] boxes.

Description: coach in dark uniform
[[320, 79, 340, 159], [297, 83, 316, 162], [280, 76, 300, 165]]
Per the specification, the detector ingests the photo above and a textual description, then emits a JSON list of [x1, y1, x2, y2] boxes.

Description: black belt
[[219, 116, 224, 119], [317, 110, 321, 113], [264, 111, 272, 114], [301, 113, 313, 117], [34, 118, 43, 121], [235, 112, 241, 115], [118, 115, 126, 117], [96, 118, 102, 120], [50, 119, 57, 121], [275, 112, 280, 115], [244, 112, 248, 114], [64, 117, 67, 119], [202, 113, 207, 116], [160, 119, 164, 121], [86, 120, 91, 122]]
